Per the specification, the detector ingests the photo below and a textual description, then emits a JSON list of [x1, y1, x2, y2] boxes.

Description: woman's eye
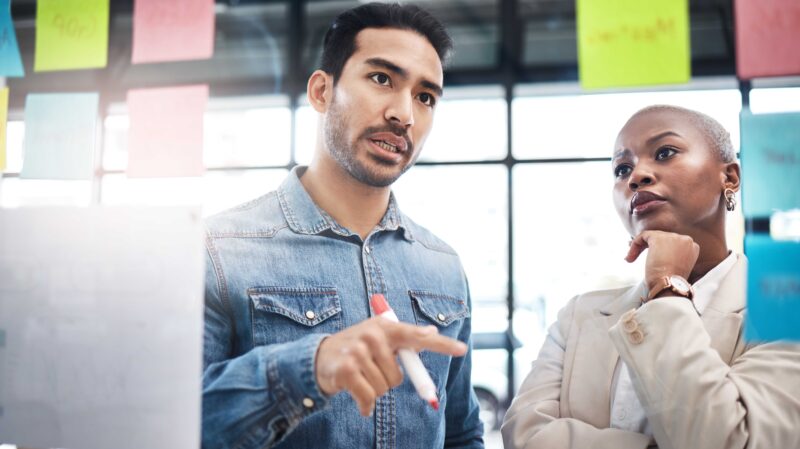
[[655, 147, 677, 160], [370, 73, 391, 86], [614, 164, 632, 178], [418, 93, 435, 107]]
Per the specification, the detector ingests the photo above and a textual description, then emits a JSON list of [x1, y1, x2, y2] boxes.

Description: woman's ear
[[307, 70, 333, 113], [722, 161, 741, 192]]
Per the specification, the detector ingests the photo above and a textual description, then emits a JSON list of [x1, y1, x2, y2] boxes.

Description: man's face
[[323, 28, 444, 187]]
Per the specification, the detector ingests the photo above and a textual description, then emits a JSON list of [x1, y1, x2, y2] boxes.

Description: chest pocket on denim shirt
[[248, 286, 343, 346], [409, 290, 470, 392]]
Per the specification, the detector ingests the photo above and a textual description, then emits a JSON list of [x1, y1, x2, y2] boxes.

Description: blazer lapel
[[569, 284, 644, 428], [702, 256, 747, 364]]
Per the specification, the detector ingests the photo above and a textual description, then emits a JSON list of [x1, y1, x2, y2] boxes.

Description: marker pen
[[369, 293, 440, 411]]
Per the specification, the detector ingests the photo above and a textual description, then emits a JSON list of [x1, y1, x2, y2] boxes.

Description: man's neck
[[300, 160, 391, 241]]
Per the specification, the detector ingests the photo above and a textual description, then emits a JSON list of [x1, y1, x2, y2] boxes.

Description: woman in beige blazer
[[502, 105, 800, 449]]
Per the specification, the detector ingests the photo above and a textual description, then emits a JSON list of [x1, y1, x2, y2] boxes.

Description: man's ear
[[307, 70, 334, 113], [722, 161, 741, 192]]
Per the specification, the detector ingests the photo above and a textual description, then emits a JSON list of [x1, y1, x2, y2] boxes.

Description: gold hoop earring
[[724, 188, 736, 212]]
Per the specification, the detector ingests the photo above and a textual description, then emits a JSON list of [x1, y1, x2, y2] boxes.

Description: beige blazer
[[502, 256, 800, 449]]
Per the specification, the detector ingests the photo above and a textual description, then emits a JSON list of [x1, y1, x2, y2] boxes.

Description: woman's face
[[612, 109, 730, 238]]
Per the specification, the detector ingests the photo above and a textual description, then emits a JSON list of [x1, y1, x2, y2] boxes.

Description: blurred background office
[[1, 0, 798, 447]]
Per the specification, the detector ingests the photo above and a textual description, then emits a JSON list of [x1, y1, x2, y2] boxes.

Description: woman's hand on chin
[[625, 230, 700, 291]]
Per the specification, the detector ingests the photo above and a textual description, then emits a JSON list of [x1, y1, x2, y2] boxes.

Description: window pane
[[750, 87, 800, 114], [513, 162, 644, 328], [294, 105, 316, 166], [101, 169, 287, 217], [512, 88, 741, 159], [421, 87, 507, 162], [393, 165, 508, 331], [2, 121, 25, 174], [0, 179, 93, 207], [304, 0, 499, 71]]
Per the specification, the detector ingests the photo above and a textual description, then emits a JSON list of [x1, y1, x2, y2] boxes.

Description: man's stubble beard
[[323, 96, 417, 188]]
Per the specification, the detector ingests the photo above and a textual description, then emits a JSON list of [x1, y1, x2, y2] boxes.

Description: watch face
[[670, 275, 690, 292]]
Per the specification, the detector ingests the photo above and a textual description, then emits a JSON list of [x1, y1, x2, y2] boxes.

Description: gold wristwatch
[[647, 275, 694, 301]]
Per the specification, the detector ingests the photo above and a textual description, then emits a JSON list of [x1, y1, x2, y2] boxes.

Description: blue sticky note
[[21, 93, 99, 180], [0, 0, 24, 77], [740, 111, 800, 218], [745, 234, 800, 342]]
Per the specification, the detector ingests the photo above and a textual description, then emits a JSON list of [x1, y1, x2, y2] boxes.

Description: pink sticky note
[[735, 0, 800, 79], [127, 85, 208, 178], [131, 0, 215, 64]]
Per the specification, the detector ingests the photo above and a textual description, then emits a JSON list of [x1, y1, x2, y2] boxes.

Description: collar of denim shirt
[[277, 166, 415, 242]]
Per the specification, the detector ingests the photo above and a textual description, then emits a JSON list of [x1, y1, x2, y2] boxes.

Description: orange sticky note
[[131, 0, 215, 64], [127, 85, 208, 178], [735, 0, 800, 79]]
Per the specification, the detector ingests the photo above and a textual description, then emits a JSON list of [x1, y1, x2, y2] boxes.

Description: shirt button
[[305, 310, 316, 320], [617, 408, 627, 420], [623, 319, 638, 332], [437, 313, 446, 322], [364, 246, 371, 254], [303, 397, 315, 409]]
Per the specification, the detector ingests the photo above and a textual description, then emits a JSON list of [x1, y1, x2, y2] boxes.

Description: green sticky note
[[34, 0, 109, 71], [577, 0, 691, 89]]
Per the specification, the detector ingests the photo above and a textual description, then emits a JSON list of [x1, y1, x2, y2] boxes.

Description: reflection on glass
[[101, 169, 287, 217], [393, 165, 508, 319], [512, 89, 741, 159]]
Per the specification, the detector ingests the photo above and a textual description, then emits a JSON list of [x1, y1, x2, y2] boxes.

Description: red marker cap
[[370, 294, 391, 315]]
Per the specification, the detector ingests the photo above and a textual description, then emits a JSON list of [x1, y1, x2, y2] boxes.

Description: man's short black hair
[[320, 2, 453, 83]]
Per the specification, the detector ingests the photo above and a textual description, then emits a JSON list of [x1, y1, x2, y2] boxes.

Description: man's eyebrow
[[421, 80, 443, 98], [365, 57, 443, 98], [646, 131, 682, 146], [365, 58, 408, 79]]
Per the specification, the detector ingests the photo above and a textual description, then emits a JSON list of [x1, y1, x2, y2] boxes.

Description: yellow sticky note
[[0, 87, 7, 172], [34, 0, 109, 71], [577, 0, 690, 89]]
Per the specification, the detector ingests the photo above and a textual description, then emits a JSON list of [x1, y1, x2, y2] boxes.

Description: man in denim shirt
[[202, 3, 484, 448]]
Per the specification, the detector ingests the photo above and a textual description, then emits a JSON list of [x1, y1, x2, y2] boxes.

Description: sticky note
[[127, 85, 207, 178], [745, 234, 800, 342], [34, 0, 109, 71], [132, 0, 215, 64], [0, 87, 7, 172], [735, 0, 800, 79], [20, 93, 99, 180], [577, 0, 690, 89], [740, 111, 800, 217], [0, 0, 24, 77]]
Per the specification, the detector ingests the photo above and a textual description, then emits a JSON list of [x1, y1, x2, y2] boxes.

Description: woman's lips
[[630, 191, 667, 216], [632, 199, 667, 215]]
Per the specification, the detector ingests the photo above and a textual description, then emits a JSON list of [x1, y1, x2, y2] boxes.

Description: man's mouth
[[372, 139, 402, 153]]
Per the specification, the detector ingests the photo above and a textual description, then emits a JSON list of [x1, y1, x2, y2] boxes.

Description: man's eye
[[418, 93, 435, 107], [370, 73, 391, 86], [614, 164, 632, 178], [656, 147, 677, 160]]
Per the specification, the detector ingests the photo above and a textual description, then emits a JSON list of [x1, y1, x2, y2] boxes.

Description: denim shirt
[[202, 167, 484, 449]]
